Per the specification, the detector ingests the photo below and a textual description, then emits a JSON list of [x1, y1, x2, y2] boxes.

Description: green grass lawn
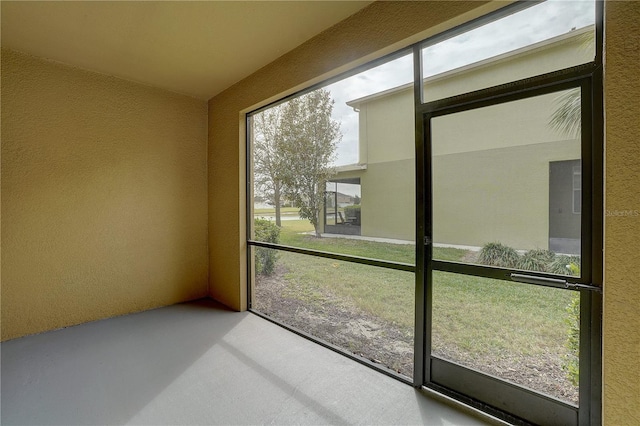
[[259, 218, 574, 368], [274, 219, 418, 264], [278, 250, 415, 328], [254, 207, 300, 215], [274, 250, 572, 357], [431, 271, 573, 357], [259, 219, 471, 265]]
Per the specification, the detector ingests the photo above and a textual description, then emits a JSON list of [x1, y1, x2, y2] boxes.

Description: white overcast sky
[[325, 0, 596, 166]]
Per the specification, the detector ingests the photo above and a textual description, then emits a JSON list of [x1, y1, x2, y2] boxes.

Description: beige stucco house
[[328, 27, 592, 254]]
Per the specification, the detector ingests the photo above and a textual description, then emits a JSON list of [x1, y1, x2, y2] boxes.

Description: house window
[[550, 160, 582, 255], [324, 179, 361, 236], [573, 165, 582, 214]]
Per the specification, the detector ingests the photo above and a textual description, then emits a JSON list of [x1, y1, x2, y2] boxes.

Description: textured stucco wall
[[360, 159, 415, 241], [433, 140, 579, 250], [208, 0, 495, 311], [1, 49, 209, 341], [603, 2, 640, 424]]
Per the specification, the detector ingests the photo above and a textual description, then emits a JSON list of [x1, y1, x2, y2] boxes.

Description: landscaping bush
[[518, 249, 556, 272], [477, 242, 520, 268], [554, 256, 580, 385], [564, 293, 580, 386], [548, 255, 581, 276], [254, 218, 281, 275]]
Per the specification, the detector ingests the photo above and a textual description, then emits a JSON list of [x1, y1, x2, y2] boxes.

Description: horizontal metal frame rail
[[432, 260, 602, 292], [248, 240, 416, 273], [417, 62, 598, 116], [428, 356, 578, 426]]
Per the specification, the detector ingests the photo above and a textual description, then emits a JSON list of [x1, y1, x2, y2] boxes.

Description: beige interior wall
[[602, 2, 640, 424], [208, 0, 496, 311], [1, 49, 209, 341]]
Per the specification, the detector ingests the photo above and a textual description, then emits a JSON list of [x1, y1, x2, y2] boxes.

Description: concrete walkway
[[315, 232, 415, 245], [313, 232, 484, 252]]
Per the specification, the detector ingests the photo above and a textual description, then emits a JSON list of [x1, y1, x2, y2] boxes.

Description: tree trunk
[[313, 209, 321, 238], [274, 185, 282, 227]]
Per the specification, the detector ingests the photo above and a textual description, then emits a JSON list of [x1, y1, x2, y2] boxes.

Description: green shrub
[[477, 242, 520, 268], [344, 204, 361, 214], [548, 255, 581, 276], [563, 292, 580, 386], [558, 257, 581, 385], [254, 218, 281, 275], [477, 242, 581, 385], [518, 249, 556, 272]]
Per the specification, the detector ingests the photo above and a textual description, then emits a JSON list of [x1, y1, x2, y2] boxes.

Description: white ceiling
[[1, 1, 372, 100]]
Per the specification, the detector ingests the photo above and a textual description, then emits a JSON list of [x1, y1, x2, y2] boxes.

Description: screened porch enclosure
[[324, 178, 362, 236]]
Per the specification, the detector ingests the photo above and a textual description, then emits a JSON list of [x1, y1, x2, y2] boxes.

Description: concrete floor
[[1, 299, 494, 425]]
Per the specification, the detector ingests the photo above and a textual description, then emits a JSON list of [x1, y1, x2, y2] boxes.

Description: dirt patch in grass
[[254, 264, 579, 406], [255, 264, 414, 375], [460, 250, 480, 264]]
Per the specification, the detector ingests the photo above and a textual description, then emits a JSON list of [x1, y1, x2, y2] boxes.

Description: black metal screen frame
[[245, 46, 419, 385], [416, 54, 603, 426], [245, 1, 603, 424]]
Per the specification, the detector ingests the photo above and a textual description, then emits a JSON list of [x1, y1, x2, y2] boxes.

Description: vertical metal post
[[412, 45, 425, 386], [586, 3, 604, 419], [246, 114, 254, 310], [582, 3, 604, 419], [578, 289, 592, 426], [413, 45, 428, 387]]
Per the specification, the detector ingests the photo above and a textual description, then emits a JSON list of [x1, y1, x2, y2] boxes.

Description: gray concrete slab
[[1, 300, 495, 425]]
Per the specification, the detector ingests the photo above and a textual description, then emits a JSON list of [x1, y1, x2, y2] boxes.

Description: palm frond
[[549, 88, 581, 137]]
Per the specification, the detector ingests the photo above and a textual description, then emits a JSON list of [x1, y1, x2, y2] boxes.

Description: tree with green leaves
[[252, 106, 288, 226], [252, 88, 342, 234], [279, 89, 342, 237]]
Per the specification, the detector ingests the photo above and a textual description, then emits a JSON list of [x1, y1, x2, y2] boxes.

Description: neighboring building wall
[[433, 139, 579, 250], [423, 27, 595, 102], [431, 93, 580, 250], [347, 32, 590, 249], [358, 89, 416, 241], [360, 159, 415, 241], [1, 49, 209, 341]]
